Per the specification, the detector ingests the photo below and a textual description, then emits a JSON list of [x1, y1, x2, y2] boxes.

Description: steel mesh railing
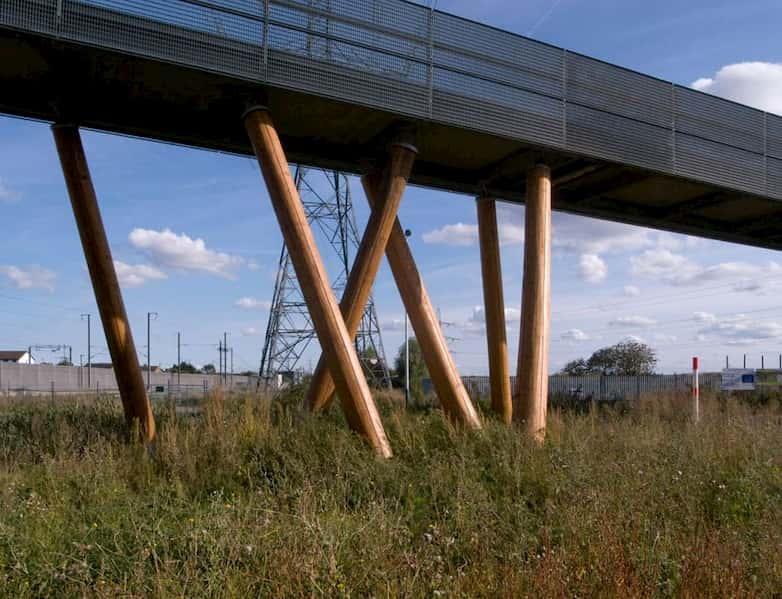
[[454, 373, 723, 401], [2, 0, 781, 201]]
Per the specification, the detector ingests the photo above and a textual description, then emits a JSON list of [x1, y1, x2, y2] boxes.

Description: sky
[[2, 0, 782, 375]]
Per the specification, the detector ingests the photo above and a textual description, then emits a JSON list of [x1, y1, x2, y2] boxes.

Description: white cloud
[[247, 260, 261, 272], [504, 307, 521, 322], [235, 296, 271, 310], [498, 223, 525, 245], [630, 249, 780, 290], [693, 311, 717, 324], [695, 313, 782, 346], [653, 333, 678, 344], [624, 335, 647, 345], [623, 285, 641, 297], [421, 222, 524, 247], [241, 327, 262, 336], [553, 213, 651, 256], [129, 228, 243, 278], [0, 265, 56, 291], [691, 62, 782, 116], [630, 249, 694, 279], [382, 318, 406, 332], [609, 315, 657, 328], [469, 305, 521, 324], [0, 178, 20, 204], [655, 232, 702, 252], [114, 261, 167, 288], [579, 253, 607, 284], [422, 223, 478, 247], [561, 328, 589, 342]]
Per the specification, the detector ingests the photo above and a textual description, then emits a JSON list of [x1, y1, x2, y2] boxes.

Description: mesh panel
[[767, 113, 782, 160], [675, 86, 764, 154], [566, 53, 672, 128], [431, 84, 563, 148], [0, 0, 777, 201], [267, 0, 429, 117], [1, 0, 60, 34], [566, 104, 673, 173], [768, 157, 782, 200], [62, 0, 263, 80], [676, 133, 765, 196], [433, 11, 563, 99]]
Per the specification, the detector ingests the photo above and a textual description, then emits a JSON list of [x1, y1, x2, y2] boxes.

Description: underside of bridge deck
[[2, 28, 781, 250]]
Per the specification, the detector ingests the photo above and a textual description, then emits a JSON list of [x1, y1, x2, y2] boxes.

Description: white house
[[0, 350, 36, 364]]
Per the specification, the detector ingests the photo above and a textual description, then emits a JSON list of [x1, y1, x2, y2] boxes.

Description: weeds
[[0, 393, 779, 597]]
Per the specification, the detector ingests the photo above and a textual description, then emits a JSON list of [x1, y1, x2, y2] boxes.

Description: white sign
[[721, 369, 755, 391]]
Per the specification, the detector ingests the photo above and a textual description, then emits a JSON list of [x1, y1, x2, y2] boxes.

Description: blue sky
[[2, 0, 782, 375]]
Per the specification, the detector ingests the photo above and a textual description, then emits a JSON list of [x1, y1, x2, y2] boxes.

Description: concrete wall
[[0, 362, 257, 395]]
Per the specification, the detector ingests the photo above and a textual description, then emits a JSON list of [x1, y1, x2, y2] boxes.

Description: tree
[[392, 338, 429, 403], [560, 358, 590, 376], [171, 361, 197, 374], [586, 346, 619, 375], [564, 340, 657, 376], [201, 363, 216, 374], [607, 340, 657, 375]]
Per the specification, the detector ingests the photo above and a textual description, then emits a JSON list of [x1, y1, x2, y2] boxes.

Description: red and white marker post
[[692, 356, 700, 423]]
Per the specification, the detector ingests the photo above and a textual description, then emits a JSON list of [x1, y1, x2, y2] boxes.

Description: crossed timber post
[[304, 133, 418, 413], [362, 177, 481, 429], [303, 142, 480, 427], [52, 125, 156, 443], [514, 165, 552, 441], [243, 106, 392, 457]]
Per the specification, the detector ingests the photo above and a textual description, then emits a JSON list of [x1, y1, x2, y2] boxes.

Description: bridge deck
[[2, 0, 781, 249]]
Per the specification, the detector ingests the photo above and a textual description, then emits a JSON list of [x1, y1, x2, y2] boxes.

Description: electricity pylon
[[258, 167, 392, 391]]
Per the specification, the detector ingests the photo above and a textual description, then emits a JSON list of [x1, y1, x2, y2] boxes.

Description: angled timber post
[[304, 133, 418, 412], [52, 125, 156, 443], [364, 179, 482, 430], [514, 165, 552, 442], [243, 106, 392, 458], [476, 197, 512, 423]]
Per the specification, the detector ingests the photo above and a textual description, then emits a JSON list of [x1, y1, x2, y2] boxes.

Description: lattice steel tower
[[258, 167, 392, 390]]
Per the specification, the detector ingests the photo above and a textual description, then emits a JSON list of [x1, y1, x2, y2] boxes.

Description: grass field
[[0, 390, 780, 597]]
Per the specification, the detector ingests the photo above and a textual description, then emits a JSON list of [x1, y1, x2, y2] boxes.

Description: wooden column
[[52, 125, 156, 443], [476, 197, 512, 423], [364, 179, 482, 430], [305, 142, 417, 413], [514, 165, 552, 441], [243, 107, 392, 458]]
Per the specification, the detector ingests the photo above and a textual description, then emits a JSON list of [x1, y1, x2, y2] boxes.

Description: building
[[0, 350, 36, 364]]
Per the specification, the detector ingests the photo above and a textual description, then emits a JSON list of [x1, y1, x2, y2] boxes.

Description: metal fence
[[453, 374, 722, 402], [0, 362, 258, 397], [2, 0, 781, 201]]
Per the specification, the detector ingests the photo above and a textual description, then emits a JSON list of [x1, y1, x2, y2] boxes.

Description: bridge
[[2, 0, 777, 454]]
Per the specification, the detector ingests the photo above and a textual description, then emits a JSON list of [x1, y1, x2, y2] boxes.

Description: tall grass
[[0, 391, 779, 597]]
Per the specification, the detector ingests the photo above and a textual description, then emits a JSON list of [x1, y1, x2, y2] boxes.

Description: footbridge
[[2, 0, 777, 453]]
